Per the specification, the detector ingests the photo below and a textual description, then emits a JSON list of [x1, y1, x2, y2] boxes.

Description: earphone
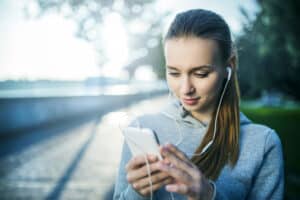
[[164, 66, 232, 155], [121, 66, 232, 200], [226, 66, 232, 81]]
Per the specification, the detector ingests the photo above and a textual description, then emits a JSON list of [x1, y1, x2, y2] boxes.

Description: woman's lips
[[182, 97, 200, 105]]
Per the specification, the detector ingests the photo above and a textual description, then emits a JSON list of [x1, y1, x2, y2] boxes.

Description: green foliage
[[237, 0, 300, 100]]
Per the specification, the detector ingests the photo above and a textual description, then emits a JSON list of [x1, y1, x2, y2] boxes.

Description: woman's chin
[[182, 102, 201, 111]]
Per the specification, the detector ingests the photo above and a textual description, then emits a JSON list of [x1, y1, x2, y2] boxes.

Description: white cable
[[120, 126, 154, 200], [166, 92, 183, 146], [120, 112, 176, 200], [144, 154, 153, 200], [189, 75, 230, 156], [119, 76, 230, 199]]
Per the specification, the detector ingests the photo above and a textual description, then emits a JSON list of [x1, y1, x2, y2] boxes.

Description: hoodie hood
[[160, 99, 251, 128]]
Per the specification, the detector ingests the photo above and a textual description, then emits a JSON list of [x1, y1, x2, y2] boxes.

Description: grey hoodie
[[113, 100, 284, 200]]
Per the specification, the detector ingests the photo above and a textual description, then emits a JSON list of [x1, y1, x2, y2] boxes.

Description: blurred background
[[0, 0, 299, 199]]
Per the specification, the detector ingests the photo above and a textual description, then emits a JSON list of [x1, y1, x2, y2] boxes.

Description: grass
[[241, 105, 300, 199]]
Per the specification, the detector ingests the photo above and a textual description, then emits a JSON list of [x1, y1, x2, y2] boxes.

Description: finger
[[163, 145, 200, 177], [165, 143, 190, 163], [127, 161, 161, 183], [165, 183, 188, 194], [157, 161, 193, 184], [138, 177, 174, 196], [161, 146, 194, 174], [126, 154, 158, 171], [133, 171, 170, 190]]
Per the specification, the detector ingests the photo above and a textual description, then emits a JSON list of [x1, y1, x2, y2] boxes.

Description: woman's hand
[[125, 154, 174, 197], [157, 143, 214, 200]]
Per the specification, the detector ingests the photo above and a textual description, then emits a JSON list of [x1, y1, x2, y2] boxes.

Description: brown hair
[[164, 9, 240, 180]]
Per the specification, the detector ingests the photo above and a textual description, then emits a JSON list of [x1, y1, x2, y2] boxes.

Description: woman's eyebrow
[[191, 65, 214, 71], [166, 66, 179, 70], [166, 65, 213, 70]]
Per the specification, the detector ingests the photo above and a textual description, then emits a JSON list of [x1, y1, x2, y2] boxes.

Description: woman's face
[[164, 36, 227, 119]]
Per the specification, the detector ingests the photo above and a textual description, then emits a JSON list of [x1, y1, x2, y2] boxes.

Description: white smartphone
[[122, 127, 162, 160]]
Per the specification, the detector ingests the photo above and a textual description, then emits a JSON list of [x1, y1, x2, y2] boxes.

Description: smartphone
[[122, 127, 162, 160]]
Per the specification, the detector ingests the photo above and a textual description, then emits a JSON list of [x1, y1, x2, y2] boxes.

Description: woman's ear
[[227, 48, 238, 71], [227, 54, 237, 70]]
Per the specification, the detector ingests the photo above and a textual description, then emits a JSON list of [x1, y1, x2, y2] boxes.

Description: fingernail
[[161, 149, 168, 156], [166, 143, 172, 147], [162, 146, 168, 152], [158, 162, 167, 170], [164, 159, 170, 165], [166, 185, 177, 192], [149, 155, 156, 161]]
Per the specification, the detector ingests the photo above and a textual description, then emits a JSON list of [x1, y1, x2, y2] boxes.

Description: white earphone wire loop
[[119, 114, 155, 200], [175, 70, 231, 156], [119, 111, 175, 200], [120, 71, 230, 200]]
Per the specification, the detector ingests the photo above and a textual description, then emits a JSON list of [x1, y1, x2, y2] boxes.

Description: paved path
[[0, 95, 168, 199]]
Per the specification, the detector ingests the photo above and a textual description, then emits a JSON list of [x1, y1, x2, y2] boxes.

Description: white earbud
[[226, 67, 232, 81]]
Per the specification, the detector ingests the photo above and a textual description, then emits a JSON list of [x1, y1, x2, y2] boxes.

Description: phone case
[[122, 127, 162, 160]]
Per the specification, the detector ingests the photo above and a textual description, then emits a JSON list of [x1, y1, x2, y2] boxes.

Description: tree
[[26, 0, 168, 79], [237, 0, 300, 100]]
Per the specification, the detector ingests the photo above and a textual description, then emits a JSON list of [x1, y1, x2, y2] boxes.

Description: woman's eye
[[194, 73, 208, 78], [168, 72, 180, 77]]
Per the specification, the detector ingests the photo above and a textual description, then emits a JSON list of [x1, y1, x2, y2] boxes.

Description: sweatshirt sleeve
[[246, 129, 285, 200], [113, 141, 151, 200]]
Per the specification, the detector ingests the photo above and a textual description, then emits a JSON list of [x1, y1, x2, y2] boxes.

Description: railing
[[0, 84, 167, 137]]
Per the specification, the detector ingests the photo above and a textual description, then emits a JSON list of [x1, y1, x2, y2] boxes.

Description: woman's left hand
[[157, 143, 214, 200]]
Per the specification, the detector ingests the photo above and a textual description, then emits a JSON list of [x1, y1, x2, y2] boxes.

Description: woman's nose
[[180, 76, 195, 95]]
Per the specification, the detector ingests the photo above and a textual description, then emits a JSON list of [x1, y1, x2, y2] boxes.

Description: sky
[[0, 0, 259, 81]]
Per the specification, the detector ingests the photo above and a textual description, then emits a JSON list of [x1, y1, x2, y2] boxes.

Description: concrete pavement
[[0, 95, 168, 200]]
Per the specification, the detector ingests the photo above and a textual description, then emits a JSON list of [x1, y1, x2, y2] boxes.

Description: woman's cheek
[[196, 79, 221, 105], [199, 75, 221, 93], [197, 80, 215, 95]]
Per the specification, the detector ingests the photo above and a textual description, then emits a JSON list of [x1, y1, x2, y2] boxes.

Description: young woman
[[113, 9, 284, 200]]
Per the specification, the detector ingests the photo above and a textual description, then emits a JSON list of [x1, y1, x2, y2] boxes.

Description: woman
[[113, 9, 284, 200]]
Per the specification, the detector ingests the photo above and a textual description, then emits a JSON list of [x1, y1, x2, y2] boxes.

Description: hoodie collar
[[160, 99, 251, 128], [160, 99, 208, 129]]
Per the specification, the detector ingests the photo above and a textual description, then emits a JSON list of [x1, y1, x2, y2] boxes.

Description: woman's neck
[[190, 110, 212, 125]]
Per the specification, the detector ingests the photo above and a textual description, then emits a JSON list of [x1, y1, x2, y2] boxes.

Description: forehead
[[164, 37, 221, 70]]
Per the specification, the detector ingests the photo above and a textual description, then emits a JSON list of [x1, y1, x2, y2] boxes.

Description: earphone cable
[[119, 74, 230, 199]]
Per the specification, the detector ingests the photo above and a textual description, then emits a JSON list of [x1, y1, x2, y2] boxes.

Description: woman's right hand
[[125, 154, 174, 197]]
